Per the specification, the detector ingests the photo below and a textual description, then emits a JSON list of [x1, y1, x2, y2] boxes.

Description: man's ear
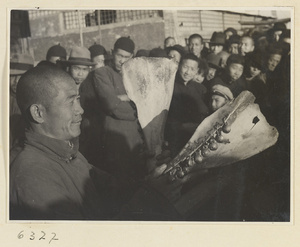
[[29, 104, 45, 124]]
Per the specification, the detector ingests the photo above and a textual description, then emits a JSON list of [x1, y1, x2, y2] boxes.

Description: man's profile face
[[188, 37, 203, 57], [42, 77, 84, 141], [70, 65, 90, 85], [211, 94, 228, 112], [113, 49, 133, 71]]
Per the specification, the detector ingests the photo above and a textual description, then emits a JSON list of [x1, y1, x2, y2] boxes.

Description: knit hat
[[46, 44, 67, 61], [206, 53, 221, 69], [60, 46, 96, 66], [211, 84, 234, 101], [88, 44, 107, 59], [10, 53, 34, 75], [210, 32, 226, 45], [114, 37, 135, 54], [226, 54, 245, 67]]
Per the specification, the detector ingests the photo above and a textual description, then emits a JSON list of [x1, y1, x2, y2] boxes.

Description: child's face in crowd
[[194, 72, 205, 83], [179, 59, 199, 82], [211, 94, 228, 112], [228, 63, 244, 81], [206, 67, 217, 81], [239, 37, 255, 56], [249, 66, 261, 78], [267, 54, 282, 71]]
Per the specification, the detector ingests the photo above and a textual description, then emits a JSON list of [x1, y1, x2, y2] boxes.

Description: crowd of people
[[9, 21, 291, 221]]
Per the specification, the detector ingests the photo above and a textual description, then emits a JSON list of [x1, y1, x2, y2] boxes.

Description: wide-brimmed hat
[[61, 46, 96, 66], [211, 84, 234, 101], [46, 43, 67, 60], [10, 53, 34, 75], [206, 53, 221, 69], [210, 32, 226, 45], [88, 44, 107, 59]]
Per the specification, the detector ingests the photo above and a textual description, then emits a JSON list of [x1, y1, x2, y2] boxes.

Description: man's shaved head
[[16, 65, 74, 121]]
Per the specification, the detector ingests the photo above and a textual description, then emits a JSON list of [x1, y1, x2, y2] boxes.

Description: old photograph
[[9, 8, 291, 222]]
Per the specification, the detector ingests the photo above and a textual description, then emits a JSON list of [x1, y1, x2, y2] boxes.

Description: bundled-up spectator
[[10, 53, 34, 160], [166, 44, 186, 65], [58, 46, 96, 89], [89, 43, 108, 69], [166, 53, 209, 155], [210, 84, 234, 112], [193, 58, 209, 84], [239, 36, 255, 56], [93, 37, 147, 194], [210, 54, 247, 97], [268, 22, 287, 43], [224, 27, 237, 40], [188, 33, 209, 59], [209, 32, 230, 67], [227, 34, 241, 54]]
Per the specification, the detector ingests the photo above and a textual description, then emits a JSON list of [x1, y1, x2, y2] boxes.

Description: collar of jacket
[[24, 130, 79, 163]]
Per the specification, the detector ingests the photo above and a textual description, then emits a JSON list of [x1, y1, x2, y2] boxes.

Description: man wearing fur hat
[[93, 37, 147, 194]]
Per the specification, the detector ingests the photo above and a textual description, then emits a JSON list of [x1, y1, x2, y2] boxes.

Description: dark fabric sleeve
[[116, 183, 183, 221], [10, 166, 85, 220], [93, 67, 136, 121]]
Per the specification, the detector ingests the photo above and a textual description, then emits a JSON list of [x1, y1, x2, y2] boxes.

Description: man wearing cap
[[209, 32, 230, 68], [10, 53, 34, 158], [46, 43, 67, 64], [89, 43, 108, 69], [210, 84, 234, 112], [93, 37, 147, 193], [227, 34, 241, 55], [60, 46, 96, 89], [209, 54, 248, 97]]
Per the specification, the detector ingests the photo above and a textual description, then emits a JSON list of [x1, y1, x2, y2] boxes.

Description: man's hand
[[117, 94, 130, 102]]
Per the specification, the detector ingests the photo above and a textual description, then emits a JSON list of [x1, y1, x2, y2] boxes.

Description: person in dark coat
[[166, 53, 209, 156], [93, 37, 147, 193], [209, 54, 248, 97]]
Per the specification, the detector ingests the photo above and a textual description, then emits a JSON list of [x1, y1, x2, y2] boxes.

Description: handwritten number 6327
[[17, 230, 58, 244]]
